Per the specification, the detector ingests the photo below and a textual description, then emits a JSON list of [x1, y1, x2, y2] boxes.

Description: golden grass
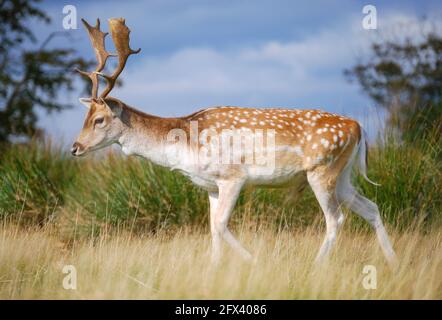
[[0, 223, 440, 299]]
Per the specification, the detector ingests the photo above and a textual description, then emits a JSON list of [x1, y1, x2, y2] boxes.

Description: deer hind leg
[[307, 171, 344, 263], [208, 180, 252, 264], [336, 168, 397, 265]]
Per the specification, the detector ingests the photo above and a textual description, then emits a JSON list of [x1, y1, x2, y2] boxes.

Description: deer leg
[[211, 180, 252, 262], [208, 191, 221, 263], [307, 171, 343, 263], [337, 187, 397, 266]]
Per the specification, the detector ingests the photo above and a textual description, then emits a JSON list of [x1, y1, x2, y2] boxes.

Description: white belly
[[175, 161, 304, 191], [245, 163, 305, 187], [155, 144, 306, 191]]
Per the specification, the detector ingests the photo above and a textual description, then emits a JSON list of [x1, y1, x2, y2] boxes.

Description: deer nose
[[71, 142, 80, 156]]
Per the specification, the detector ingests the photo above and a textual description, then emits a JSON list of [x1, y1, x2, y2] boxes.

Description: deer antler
[[97, 18, 141, 99], [76, 18, 113, 99], [77, 18, 140, 100]]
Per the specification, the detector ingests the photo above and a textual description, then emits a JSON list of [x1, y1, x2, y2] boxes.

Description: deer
[[72, 17, 397, 266]]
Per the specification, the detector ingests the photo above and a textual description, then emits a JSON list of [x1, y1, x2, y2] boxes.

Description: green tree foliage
[[345, 25, 442, 142], [0, 0, 91, 142]]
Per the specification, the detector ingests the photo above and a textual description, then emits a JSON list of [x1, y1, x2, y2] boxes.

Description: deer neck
[[117, 105, 188, 168]]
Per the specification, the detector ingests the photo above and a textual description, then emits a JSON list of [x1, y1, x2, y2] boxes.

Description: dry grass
[[0, 223, 440, 299]]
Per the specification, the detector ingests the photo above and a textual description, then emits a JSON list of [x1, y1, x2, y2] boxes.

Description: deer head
[[71, 18, 140, 156]]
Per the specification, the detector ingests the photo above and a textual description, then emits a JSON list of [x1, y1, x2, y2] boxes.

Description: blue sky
[[31, 0, 442, 143]]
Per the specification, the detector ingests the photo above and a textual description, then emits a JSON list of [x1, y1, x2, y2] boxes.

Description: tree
[[0, 0, 91, 143], [345, 21, 442, 141]]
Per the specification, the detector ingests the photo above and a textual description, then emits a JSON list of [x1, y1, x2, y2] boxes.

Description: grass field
[[0, 125, 440, 299], [0, 223, 440, 299]]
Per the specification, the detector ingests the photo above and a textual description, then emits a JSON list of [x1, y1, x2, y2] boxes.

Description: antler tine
[[98, 18, 141, 99], [75, 18, 113, 99]]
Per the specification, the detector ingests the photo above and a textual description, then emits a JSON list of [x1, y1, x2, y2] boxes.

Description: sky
[[29, 0, 442, 144]]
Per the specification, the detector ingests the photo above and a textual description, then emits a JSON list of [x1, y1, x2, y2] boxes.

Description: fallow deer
[[72, 18, 397, 265]]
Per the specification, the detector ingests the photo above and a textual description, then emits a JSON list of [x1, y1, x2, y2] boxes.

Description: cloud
[[36, 3, 441, 144], [116, 19, 371, 116]]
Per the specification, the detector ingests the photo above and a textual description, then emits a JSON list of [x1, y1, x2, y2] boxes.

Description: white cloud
[[39, 9, 437, 144], [116, 19, 372, 115]]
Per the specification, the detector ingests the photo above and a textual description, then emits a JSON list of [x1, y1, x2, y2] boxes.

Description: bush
[[359, 130, 441, 228], [0, 141, 78, 225]]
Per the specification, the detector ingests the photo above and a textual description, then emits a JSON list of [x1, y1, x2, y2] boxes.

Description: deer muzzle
[[71, 142, 85, 156]]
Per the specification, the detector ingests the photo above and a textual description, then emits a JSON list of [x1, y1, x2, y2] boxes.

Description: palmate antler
[[76, 18, 140, 100]]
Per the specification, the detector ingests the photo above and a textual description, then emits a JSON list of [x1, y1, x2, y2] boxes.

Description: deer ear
[[79, 98, 92, 109], [102, 98, 123, 118]]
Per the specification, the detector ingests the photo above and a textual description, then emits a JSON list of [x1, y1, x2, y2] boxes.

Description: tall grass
[[0, 121, 440, 299], [0, 223, 440, 299], [0, 141, 79, 225], [0, 125, 440, 233], [361, 132, 441, 227]]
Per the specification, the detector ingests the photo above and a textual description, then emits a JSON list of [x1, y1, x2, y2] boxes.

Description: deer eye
[[94, 117, 104, 125]]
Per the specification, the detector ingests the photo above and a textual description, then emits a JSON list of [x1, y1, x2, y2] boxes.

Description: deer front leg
[[208, 179, 252, 264], [208, 191, 221, 263]]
